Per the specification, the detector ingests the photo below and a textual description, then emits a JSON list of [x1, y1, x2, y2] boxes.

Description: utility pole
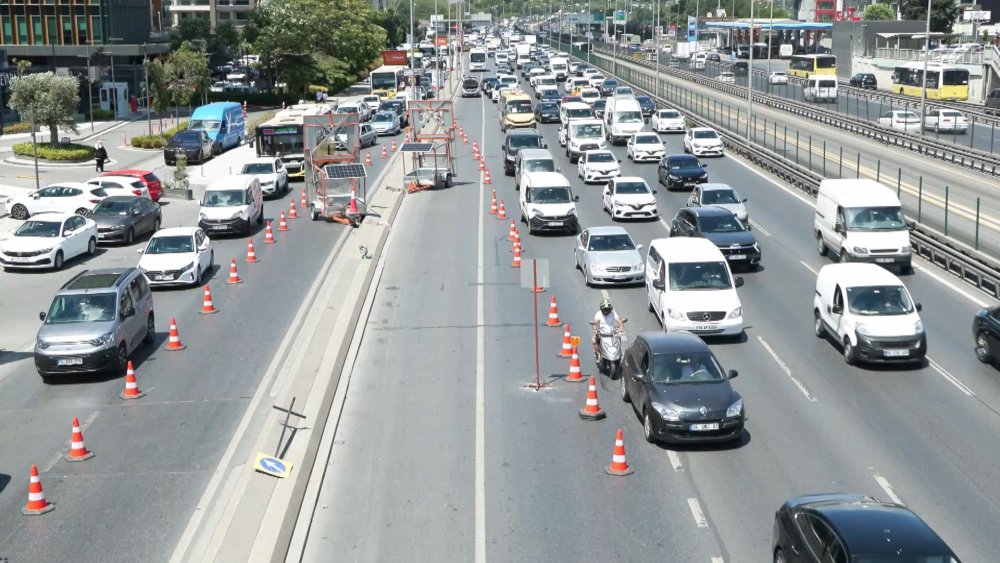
[[143, 45, 152, 136], [747, 0, 754, 140], [918, 0, 931, 139], [655, 0, 661, 97], [29, 105, 40, 191]]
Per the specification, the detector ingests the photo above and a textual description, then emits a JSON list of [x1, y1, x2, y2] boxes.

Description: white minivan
[[645, 237, 745, 338], [604, 97, 645, 145], [804, 74, 838, 103], [198, 174, 264, 236], [565, 119, 606, 163], [518, 171, 579, 235], [814, 178, 913, 273], [813, 263, 926, 366]]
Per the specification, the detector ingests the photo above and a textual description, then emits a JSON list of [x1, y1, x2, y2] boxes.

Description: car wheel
[[620, 376, 630, 403], [10, 204, 29, 220], [53, 250, 64, 270], [311, 206, 320, 221], [843, 337, 857, 365], [257, 205, 265, 225], [152, 218, 161, 234], [976, 332, 991, 363], [816, 233, 828, 256], [839, 248, 850, 263], [643, 409, 656, 443], [774, 548, 786, 563], [144, 313, 156, 346], [75, 207, 90, 216], [125, 228, 135, 246], [87, 237, 97, 255], [814, 310, 825, 338]]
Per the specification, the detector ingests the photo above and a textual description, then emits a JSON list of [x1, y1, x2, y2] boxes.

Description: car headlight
[[230, 211, 244, 221], [856, 322, 871, 336], [199, 212, 207, 221], [110, 225, 126, 231], [914, 320, 924, 334], [699, 173, 708, 179], [36, 337, 50, 350], [667, 308, 685, 321], [530, 209, 543, 218], [728, 307, 742, 319], [852, 246, 869, 255], [613, 199, 624, 206], [726, 398, 743, 418], [652, 401, 680, 421], [88, 332, 115, 347], [633, 261, 644, 271], [668, 174, 680, 180], [568, 207, 577, 215], [590, 264, 605, 273], [180, 261, 195, 272], [901, 246, 912, 254], [753, 242, 760, 252], [35, 247, 54, 256]]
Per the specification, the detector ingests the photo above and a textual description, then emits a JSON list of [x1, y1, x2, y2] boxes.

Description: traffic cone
[[579, 377, 607, 420], [405, 129, 411, 142], [164, 317, 186, 351], [200, 285, 218, 314], [546, 296, 562, 326], [390, 139, 397, 152], [123, 133, 128, 146], [120, 361, 145, 399], [484, 169, 492, 184], [288, 200, 298, 220], [245, 239, 259, 263], [558, 324, 573, 358], [365, 152, 373, 166], [605, 429, 634, 476], [566, 345, 585, 382], [349, 188, 359, 215], [489, 191, 498, 215], [511, 244, 521, 268], [264, 221, 276, 244], [381, 144, 388, 158], [462, 134, 469, 144], [22, 465, 54, 515], [497, 201, 507, 220], [300, 189, 307, 209], [473, 141, 479, 153], [278, 211, 289, 231], [507, 220, 518, 241], [479, 159, 485, 171], [459, 125, 465, 137], [513, 229, 521, 247], [227, 258, 243, 284], [65, 417, 95, 462]]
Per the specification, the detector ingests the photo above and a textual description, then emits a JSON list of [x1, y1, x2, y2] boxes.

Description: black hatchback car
[[535, 101, 560, 123], [620, 332, 744, 444], [849, 72, 878, 90], [669, 207, 761, 270], [773, 493, 958, 563], [658, 154, 708, 190], [91, 196, 162, 245], [635, 96, 656, 120], [973, 304, 1000, 365], [164, 130, 214, 165], [600, 79, 620, 96], [503, 129, 546, 175]]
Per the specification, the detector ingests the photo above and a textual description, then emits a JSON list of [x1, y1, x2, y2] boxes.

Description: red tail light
[[133, 189, 143, 196], [89, 199, 101, 204]]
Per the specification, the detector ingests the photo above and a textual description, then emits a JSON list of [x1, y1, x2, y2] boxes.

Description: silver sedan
[[574, 226, 645, 286], [687, 183, 749, 224]]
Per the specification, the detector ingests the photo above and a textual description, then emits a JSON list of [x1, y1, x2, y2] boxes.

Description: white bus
[[370, 65, 409, 97], [470, 48, 488, 71]]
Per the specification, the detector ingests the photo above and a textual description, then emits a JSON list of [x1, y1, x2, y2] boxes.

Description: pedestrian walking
[[94, 141, 108, 172]]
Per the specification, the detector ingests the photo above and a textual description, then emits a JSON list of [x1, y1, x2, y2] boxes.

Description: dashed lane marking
[[666, 450, 684, 472], [757, 335, 818, 402], [688, 497, 709, 528], [799, 260, 818, 275], [871, 469, 904, 505]]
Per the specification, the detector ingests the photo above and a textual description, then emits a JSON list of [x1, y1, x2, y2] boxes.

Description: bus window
[[943, 69, 969, 86]]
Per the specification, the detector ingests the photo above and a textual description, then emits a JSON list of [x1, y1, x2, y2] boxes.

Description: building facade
[[167, 0, 256, 28]]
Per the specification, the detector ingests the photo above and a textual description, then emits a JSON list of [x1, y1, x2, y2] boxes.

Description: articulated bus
[[891, 62, 970, 101], [254, 103, 334, 180], [788, 54, 837, 78], [369, 65, 409, 98]]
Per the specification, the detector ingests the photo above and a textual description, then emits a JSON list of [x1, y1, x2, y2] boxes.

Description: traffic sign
[[963, 10, 991, 21], [254, 453, 292, 478]]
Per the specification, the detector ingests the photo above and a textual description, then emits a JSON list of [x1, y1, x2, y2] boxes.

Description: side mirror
[[652, 279, 665, 290], [915, 303, 922, 312], [617, 158, 622, 163], [632, 371, 644, 381], [123, 306, 136, 318], [702, 163, 708, 168], [603, 188, 610, 195], [573, 195, 580, 202], [32, 193, 40, 199], [907, 220, 916, 231], [831, 304, 843, 315], [728, 369, 739, 379], [136, 248, 144, 254], [133, 209, 142, 215], [741, 198, 748, 203], [734, 277, 745, 288], [690, 198, 699, 204], [39, 312, 46, 321]]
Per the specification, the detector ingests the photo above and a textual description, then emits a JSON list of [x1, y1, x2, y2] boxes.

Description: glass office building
[[0, 0, 109, 47]]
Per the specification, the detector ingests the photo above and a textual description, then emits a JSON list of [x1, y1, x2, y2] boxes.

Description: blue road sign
[[254, 453, 292, 478]]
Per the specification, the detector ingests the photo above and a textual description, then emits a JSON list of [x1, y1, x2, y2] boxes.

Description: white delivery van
[[549, 57, 569, 80], [645, 237, 745, 338], [804, 74, 838, 103], [198, 174, 264, 236], [813, 263, 926, 366], [604, 97, 645, 145], [814, 178, 913, 273], [565, 119, 606, 163], [518, 171, 579, 235]]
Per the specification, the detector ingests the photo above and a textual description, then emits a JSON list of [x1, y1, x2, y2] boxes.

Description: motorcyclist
[[593, 298, 625, 360]]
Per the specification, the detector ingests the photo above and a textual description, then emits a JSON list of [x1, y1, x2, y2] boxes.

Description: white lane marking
[[872, 469, 904, 505], [658, 217, 671, 232], [687, 497, 709, 528], [711, 558, 725, 563], [757, 336, 818, 402], [44, 409, 101, 472], [928, 357, 975, 397], [799, 260, 818, 275], [475, 90, 487, 563], [666, 450, 684, 472], [749, 220, 771, 237], [600, 289, 610, 299]]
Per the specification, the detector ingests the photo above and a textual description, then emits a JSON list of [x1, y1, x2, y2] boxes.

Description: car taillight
[[133, 189, 143, 196], [89, 199, 101, 204]]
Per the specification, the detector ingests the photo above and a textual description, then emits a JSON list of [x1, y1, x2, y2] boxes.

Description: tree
[[172, 18, 243, 65], [899, 0, 960, 32], [145, 58, 174, 129], [169, 41, 211, 109], [863, 2, 896, 20], [8, 70, 81, 143]]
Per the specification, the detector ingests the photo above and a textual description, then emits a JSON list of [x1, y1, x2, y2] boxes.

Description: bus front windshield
[[258, 128, 304, 157], [471, 52, 486, 63], [371, 72, 399, 90]]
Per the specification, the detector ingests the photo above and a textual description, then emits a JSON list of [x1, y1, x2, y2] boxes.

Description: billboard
[[382, 50, 408, 66], [687, 16, 697, 42], [614, 9, 626, 23]]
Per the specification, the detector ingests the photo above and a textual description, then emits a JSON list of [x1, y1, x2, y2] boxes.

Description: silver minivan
[[514, 148, 558, 190], [35, 268, 155, 381]]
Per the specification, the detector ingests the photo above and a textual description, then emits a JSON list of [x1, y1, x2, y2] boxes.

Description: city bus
[[369, 65, 409, 98], [254, 103, 334, 180], [788, 54, 837, 78], [891, 62, 970, 101]]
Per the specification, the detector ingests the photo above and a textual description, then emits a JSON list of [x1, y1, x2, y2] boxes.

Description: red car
[[102, 169, 163, 201]]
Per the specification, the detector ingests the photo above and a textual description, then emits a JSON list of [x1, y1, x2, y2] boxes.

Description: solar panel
[[323, 163, 368, 179], [400, 143, 434, 153]]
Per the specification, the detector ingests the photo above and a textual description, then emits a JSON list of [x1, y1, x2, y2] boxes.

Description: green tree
[[7, 70, 81, 143], [172, 18, 243, 64], [169, 41, 211, 109], [900, 0, 960, 32], [863, 2, 896, 20], [146, 58, 174, 127]]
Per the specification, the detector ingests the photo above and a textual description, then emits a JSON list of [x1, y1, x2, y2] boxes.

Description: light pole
[[29, 104, 40, 191], [747, 1, 755, 140], [79, 43, 95, 132], [108, 37, 124, 123], [143, 44, 152, 136], [766, 0, 774, 77], [587, 0, 593, 63], [410, 0, 416, 94], [655, 0, 661, 97], [918, 0, 931, 139]]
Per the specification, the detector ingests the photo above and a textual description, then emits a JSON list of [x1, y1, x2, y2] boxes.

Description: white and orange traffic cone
[[605, 429, 634, 476], [349, 188, 359, 215], [497, 201, 507, 220], [200, 285, 218, 314], [511, 244, 521, 268], [579, 377, 607, 420], [473, 140, 479, 153], [546, 296, 561, 327], [566, 345, 585, 382], [278, 210, 289, 231], [164, 317, 186, 351], [288, 200, 298, 220], [245, 239, 259, 263], [484, 169, 492, 184], [120, 361, 146, 399], [489, 191, 498, 215], [479, 159, 486, 171], [507, 221, 518, 242], [462, 134, 468, 144], [558, 324, 573, 358], [381, 144, 388, 158], [300, 189, 307, 209], [365, 152, 373, 166], [65, 417, 95, 461], [264, 221, 276, 244], [390, 139, 397, 152], [22, 465, 54, 515], [459, 125, 465, 137], [227, 258, 243, 284]]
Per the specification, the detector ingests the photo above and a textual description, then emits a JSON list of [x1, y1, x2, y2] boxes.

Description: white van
[[814, 179, 913, 273], [565, 77, 590, 92], [645, 237, 745, 338], [518, 171, 579, 235], [549, 56, 569, 80], [604, 97, 645, 145], [804, 74, 838, 103], [813, 263, 926, 366], [565, 119, 606, 163], [198, 174, 264, 236], [495, 50, 510, 64]]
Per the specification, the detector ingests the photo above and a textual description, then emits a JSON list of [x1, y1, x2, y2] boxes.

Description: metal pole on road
[[30, 105, 40, 192], [918, 0, 931, 140], [746, 0, 754, 140]]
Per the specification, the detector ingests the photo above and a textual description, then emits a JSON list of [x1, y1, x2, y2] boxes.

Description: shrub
[[5, 122, 34, 134], [308, 85, 329, 94], [12, 142, 95, 161], [130, 135, 168, 149], [91, 108, 114, 120]]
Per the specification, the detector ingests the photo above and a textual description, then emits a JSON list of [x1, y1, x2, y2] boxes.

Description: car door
[[63, 215, 88, 258], [575, 230, 589, 269], [645, 247, 664, 319], [827, 284, 846, 335], [987, 309, 1000, 359], [194, 230, 211, 272], [131, 200, 150, 234], [603, 181, 615, 210], [670, 210, 686, 236], [925, 109, 937, 129], [126, 277, 148, 348], [688, 186, 702, 207], [117, 288, 141, 353], [634, 342, 652, 409]]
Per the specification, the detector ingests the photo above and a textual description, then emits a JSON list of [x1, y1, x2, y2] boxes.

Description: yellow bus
[[788, 54, 837, 78], [891, 63, 970, 101]]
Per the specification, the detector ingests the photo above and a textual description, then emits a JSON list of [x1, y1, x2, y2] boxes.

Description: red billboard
[[382, 50, 407, 66], [435, 36, 448, 46]]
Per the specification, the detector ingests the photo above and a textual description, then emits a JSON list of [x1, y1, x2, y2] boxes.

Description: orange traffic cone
[[459, 125, 465, 137], [365, 152, 373, 166], [22, 465, 54, 515], [120, 361, 145, 399], [605, 429, 634, 476], [65, 416, 95, 461], [479, 159, 485, 171], [264, 221, 276, 244], [278, 211, 289, 231], [489, 191, 498, 215], [245, 239, 259, 263], [381, 144, 388, 158], [300, 189, 307, 209], [497, 201, 507, 220], [546, 296, 562, 326], [289, 200, 298, 220], [473, 141, 479, 153], [227, 258, 243, 284], [507, 221, 518, 241], [200, 285, 218, 314], [513, 229, 521, 247], [405, 129, 411, 142], [164, 317, 186, 351], [579, 377, 607, 420], [511, 244, 521, 268], [390, 139, 397, 152], [349, 188, 359, 215], [463, 135, 469, 145], [484, 169, 492, 184], [558, 324, 573, 358], [566, 345, 585, 382]]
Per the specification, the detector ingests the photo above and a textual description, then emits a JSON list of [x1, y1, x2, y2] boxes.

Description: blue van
[[189, 102, 245, 153]]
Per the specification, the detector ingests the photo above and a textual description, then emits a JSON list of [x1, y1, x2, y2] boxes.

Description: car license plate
[[210, 225, 227, 231], [154, 275, 170, 281], [875, 257, 894, 264], [728, 254, 746, 260], [689, 423, 719, 431], [884, 349, 910, 358], [548, 221, 563, 227], [9, 257, 29, 263], [694, 324, 717, 331], [57, 358, 83, 366]]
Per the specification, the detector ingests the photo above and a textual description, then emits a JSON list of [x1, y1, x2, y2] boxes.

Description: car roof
[[586, 225, 631, 237], [523, 171, 570, 186], [699, 183, 734, 192], [562, 102, 591, 110], [818, 263, 903, 287], [649, 237, 725, 262], [687, 206, 736, 218], [613, 176, 647, 184], [103, 169, 152, 177], [60, 268, 137, 293], [690, 127, 716, 132], [804, 498, 956, 557], [639, 331, 712, 354], [24, 212, 74, 222], [45, 182, 94, 190], [507, 129, 542, 138], [94, 175, 142, 183], [206, 174, 257, 190], [243, 157, 278, 165], [152, 226, 200, 237], [518, 148, 553, 159], [99, 195, 144, 203]]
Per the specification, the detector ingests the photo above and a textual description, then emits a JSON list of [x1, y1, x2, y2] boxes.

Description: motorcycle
[[590, 318, 628, 378]]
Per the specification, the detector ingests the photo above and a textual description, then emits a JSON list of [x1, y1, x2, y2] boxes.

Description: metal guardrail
[[568, 48, 1000, 300]]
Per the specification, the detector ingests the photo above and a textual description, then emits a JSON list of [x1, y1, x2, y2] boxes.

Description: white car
[[684, 127, 725, 157], [768, 71, 789, 85], [7, 183, 108, 220], [87, 176, 150, 199], [240, 157, 290, 197], [528, 67, 546, 82], [138, 227, 214, 288], [577, 150, 621, 184], [923, 109, 969, 133], [602, 177, 658, 220], [578, 87, 601, 106], [626, 132, 666, 163], [360, 95, 382, 117], [583, 68, 602, 78], [719, 71, 735, 84], [878, 110, 921, 133], [588, 75, 607, 88], [651, 109, 685, 133], [529, 73, 555, 88], [0, 212, 97, 270]]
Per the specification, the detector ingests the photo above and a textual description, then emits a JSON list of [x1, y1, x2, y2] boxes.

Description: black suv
[[669, 206, 761, 270], [503, 129, 546, 175], [849, 73, 877, 89], [732, 61, 749, 76], [658, 154, 708, 190]]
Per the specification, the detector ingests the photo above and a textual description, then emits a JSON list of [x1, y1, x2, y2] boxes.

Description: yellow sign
[[570, 336, 581, 347], [254, 453, 292, 479]]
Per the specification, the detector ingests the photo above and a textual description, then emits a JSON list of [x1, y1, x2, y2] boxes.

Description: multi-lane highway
[[291, 55, 1000, 561]]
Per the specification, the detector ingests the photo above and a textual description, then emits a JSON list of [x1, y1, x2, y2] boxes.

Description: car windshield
[[189, 119, 221, 132], [509, 135, 542, 149], [174, 131, 202, 143], [463, 79, 479, 88], [145, 235, 194, 254], [525, 159, 556, 172], [581, 90, 599, 98], [694, 130, 719, 139], [668, 261, 732, 290], [845, 206, 907, 231], [604, 81, 618, 88], [374, 112, 396, 122], [338, 106, 359, 114], [615, 88, 633, 95], [846, 285, 914, 316], [616, 181, 650, 194], [241, 163, 275, 174], [669, 157, 702, 170], [529, 186, 571, 203], [571, 123, 602, 137], [539, 103, 558, 112], [588, 152, 616, 163], [616, 111, 643, 123], [594, 100, 607, 109], [507, 100, 532, 113], [651, 352, 726, 384], [659, 110, 681, 118], [15, 220, 61, 237], [635, 134, 660, 144], [44, 293, 117, 324], [636, 97, 654, 108], [702, 189, 740, 204], [92, 200, 133, 216], [588, 234, 636, 251], [699, 214, 747, 233], [567, 108, 593, 118], [203, 189, 246, 207]]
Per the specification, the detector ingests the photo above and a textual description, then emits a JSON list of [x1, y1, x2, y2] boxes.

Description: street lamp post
[[918, 0, 931, 139], [410, 0, 416, 94], [29, 105, 40, 191], [143, 44, 152, 136], [747, 0, 755, 140], [80, 43, 95, 132], [655, 0, 661, 97], [766, 0, 774, 78], [108, 37, 124, 123]]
